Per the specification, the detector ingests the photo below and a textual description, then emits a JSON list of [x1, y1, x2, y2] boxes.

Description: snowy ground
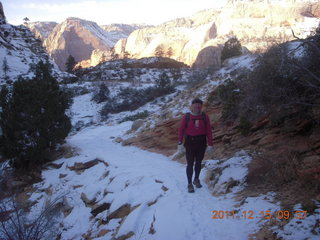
[[21, 121, 318, 240]]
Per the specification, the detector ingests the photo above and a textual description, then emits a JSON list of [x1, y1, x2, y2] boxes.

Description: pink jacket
[[178, 113, 213, 146]]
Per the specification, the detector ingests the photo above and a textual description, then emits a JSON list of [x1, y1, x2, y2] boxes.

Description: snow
[[0, 23, 72, 84], [24, 121, 314, 240], [287, 41, 307, 59], [274, 203, 320, 240], [69, 93, 103, 127], [1, 15, 319, 240]]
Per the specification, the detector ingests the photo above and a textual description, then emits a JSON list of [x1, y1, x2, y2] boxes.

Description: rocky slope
[[0, 22, 71, 84], [114, 1, 320, 68], [101, 23, 149, 42], [27, 21, 58, 40], [43, 17, 114, 71], [42, 19, 145, 70]]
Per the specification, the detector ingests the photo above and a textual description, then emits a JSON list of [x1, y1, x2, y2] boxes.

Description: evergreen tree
[[0, 61, 71, 170], [155, 45, 164, 57], [110, 48, 119, 61], [155, 72, 173, 94], [23, 17, 30, 25], [65, 55, 76, 73], [100, 52, 107, 64], [123, 51, 131, 59], [166, 47, 173, 58], [221, 37, 242, 63], [2, 57, 9, 82], [92, 83, 110, 103]]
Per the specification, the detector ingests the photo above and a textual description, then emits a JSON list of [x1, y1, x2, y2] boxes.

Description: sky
[[1, 0, 227, 26]]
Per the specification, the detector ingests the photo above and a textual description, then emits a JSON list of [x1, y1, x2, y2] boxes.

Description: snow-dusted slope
[[101, 23, 149, 44], [27, 21, 58, 40], [0, 22, 70, 84]]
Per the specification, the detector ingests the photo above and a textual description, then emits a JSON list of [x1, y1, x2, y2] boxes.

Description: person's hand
[[177, 143, 185, 154], [207, 146, 214, 156], [171, 143, 185, 160]]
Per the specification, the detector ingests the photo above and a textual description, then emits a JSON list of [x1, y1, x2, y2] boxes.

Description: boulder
[[81, 192, 96, 207], [91, 202, 111, 216], [192, 46, 222, 69], [68, 159, 100, 171]]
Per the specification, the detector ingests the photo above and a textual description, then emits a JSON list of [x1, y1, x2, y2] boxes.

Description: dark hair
[[191, 98, 203, 105]]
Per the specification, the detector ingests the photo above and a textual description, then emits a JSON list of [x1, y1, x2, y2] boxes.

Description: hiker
[[178, 98, 213, 193]]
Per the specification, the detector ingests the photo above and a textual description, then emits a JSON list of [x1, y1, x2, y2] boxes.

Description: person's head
[[191, 98, 203, 115]]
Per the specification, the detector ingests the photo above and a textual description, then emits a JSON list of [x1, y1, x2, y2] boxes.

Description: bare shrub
[[0, 195, 64, 240], [247, 151, 319, 194]]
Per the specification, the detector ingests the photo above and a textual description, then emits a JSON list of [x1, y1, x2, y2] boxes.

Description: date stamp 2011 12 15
[[211, 210, 307, 220]]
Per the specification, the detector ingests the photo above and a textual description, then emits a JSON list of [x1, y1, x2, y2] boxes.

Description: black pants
[[184, 135, 207, 184]]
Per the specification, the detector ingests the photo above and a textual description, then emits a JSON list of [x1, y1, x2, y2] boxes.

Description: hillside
[[0, 1, 319, 239], [27, 21, 58, 40], [0, 23, 72, 84]]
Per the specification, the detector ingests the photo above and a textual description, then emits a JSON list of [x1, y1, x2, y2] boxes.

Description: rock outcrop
[[114, 1, 320, 69], [101, 23, 148, 41], [0, 1, 6, 24], [43, 20, 145, 70], [44, 17, 114, 70], [75, 49, 112, 69], [27, 21, 57, 40]]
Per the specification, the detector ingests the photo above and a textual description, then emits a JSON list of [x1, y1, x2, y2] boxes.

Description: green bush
[[100, 84, 174, 120], [238, 116, 252, 136], [0, 61, 71, 170], [216, 79, 242, 120], [92, 83, 110, 103], [119, 110, 149, 123], [187, 70, 208, 87], [221, 37, 242, 63]]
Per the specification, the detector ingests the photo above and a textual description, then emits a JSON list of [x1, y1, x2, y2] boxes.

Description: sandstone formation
[[43, 20, 146, 70], [44, 17, 113, 70], [75, 49, 112, 69], [101, 23, 148, 41], [27, 21, 57, 40], [114, 1, 320, 69]]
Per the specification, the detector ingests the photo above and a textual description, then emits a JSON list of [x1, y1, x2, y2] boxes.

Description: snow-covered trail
[[46, 122, 267, 240], [31, 122, 284, 240]]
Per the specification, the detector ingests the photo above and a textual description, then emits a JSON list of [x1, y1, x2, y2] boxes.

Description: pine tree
[[155, 72, 173, 94], [100, 52, 107, 64], [155, 45, 164, 57], [221, 37, 242, 63], [23, 17, 30, 25], [0, 61, 71, 170], [92, 83, 110, 103], [2, 57, 9, 82], [123, 51, 131, 59], [65, 55, 76, 73], [166, 47, 173, 58], [110, 48, 119, 61]]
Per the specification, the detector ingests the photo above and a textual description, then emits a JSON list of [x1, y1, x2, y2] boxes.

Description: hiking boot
[[193, 179, 202, 188], [187, 184, 195, 193]]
